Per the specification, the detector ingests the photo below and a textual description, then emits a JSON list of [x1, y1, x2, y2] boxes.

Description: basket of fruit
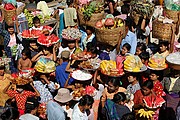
[[78, 1, 104, 27], [166, 52, 180, 70], [11, 73, 32, 85], [100, 60, 124, 77], [95, 16, 125, 46]]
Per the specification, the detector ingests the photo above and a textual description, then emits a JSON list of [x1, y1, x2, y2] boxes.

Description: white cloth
[[57, 46, 75, 58], [62, 105, 73, 119], [82, 33, 95, 49], [72, 103, 88, 120], [30, 26, 43, 31], [19, 113, 39, 120], [93, 84, 104, 100]]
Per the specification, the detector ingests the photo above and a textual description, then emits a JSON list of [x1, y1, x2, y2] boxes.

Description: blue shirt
[[47, 101, 66, 120], [120, 30, 137, 54], [56, 62, 74, 87]]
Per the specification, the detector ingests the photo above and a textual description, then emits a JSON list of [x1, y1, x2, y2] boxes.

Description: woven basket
[[152, 20, 175, 42], [164, 9, 180, 24], [78, 10, 105, 27], [4, 9, 16, 26], [95, 24, 126, 46], [16, 3, 25, 15]]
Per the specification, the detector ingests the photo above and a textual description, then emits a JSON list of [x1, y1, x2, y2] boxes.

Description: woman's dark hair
[[113, 92, 126, 103], [108, 77, 120, 87], [159, 40, 169, 50], [86, 26, 94, 33], [0, 107, 19, 120], [33, 16, 40, 24], [121, 3, 130, 14], [121, 113, 135, 120], [25, 97, 39, 113], [79, 95, 94, 107], [137, 43, 147, 53], [150, 70, 161, 77], [123, 43, 131, 51], [142, 80, 153, 90], [66, 0, 73, 6], [40, 45, 53, 53], [139, 52, 150, 61]]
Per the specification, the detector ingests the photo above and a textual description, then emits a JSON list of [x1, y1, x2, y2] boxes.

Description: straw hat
[[54, 88, 73, 103]]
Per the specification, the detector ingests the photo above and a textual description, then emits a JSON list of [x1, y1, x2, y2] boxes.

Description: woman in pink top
[[101, 78, 126, 107]]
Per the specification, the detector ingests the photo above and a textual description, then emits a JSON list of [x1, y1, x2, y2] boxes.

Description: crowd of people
[[0, 0, 180, 120]]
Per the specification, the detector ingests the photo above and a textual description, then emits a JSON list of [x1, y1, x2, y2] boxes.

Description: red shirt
[[7, 90, 36, 110], [153, 80, 166, 97]]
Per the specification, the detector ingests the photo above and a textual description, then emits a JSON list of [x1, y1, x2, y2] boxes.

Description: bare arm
[[31, 51, 43, 62], [64, 74, 72, 88], [116, 32, 123, 54], [28, 59, 32, 68], [170, 25, 176, 53], [18, 59, 22, 71], [30, 82, 40, 97], [53, 45, 57, 62], [65, 60, 74, 73]]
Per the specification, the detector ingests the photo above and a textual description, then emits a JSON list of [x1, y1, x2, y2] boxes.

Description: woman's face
[[0, 68, 4, 76], [84, 104, 92, 110], [86, 29, 92, 35], [22, 53, 27, 60], [107, 82, 118, 93], [141, 86, 151, 96], [68, 42, 75, 49], [159, 44, 167, 53], [136, 47, 142, 55], [121, 46, 128, 55], [127, 75, 134, 83], [149, 73, 158, 81], [75, 83, 81, 88]]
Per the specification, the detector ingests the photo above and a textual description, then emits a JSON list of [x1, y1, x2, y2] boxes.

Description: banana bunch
[[34, 58, 56, 73], [100, 60, 116, 72], [117, 19, 124, 27], [124, 55, 143, 72], [138, 109, 155, 119]]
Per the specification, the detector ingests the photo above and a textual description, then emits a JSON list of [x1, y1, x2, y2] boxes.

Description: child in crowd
[[102, 92, 131, 120], [149, 70, 166, 97], [126, 73, 141, 94], [101, 78, 126, 108], [31, 46, 57, 62], [133, 80, 165, 120], [18, 49, 32, 71], [31, 16, 43, 30], [158, 40, 169, 58], [139, 52, 150, 66], [135, 42, 146, 55], [81, 26, 96, 50], [4, 83, 40, 115], [64, 0, 77, 28]]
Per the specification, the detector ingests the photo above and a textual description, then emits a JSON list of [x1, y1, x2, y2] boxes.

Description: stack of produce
[[137, 109, 155, 119], [37, 34, 59, 47], [152, 16, 176, 41], [24, 9, 51, 28], [78, 1, 104, 27], [62, 28, 82, 40], [100, 60, 122, 76], [11, 73, 31, 85], [22, 29, 41, 38], [130, 0, 154, 25], [148, 53, 167, 70], [124, 54, 143, 72], [34, 58, 56, 73], [3, 3, 16, 25], [95, 15, 125, 46], [166, 52, 180, 70]]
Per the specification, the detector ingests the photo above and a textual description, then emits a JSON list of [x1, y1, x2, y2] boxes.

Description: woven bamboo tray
[[164, 9, 180, 24], [152, 20, 175, 42], [4, 9, 16, 26], [95, 24, 125, 46], [78, 10, 105, 27]]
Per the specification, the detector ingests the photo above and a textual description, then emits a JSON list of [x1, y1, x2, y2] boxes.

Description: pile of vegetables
[[24, 9, 51, 27], [80, 1, 104, 21], [95, 14, 124, 29]]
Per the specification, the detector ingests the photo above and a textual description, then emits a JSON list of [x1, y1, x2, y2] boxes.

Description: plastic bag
[[164, 0, 180, 11]]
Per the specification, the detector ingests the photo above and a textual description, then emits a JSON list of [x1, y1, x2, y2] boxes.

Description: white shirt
[[62, 105, 73, 119], [93, 84, 104, 100], [19, 113, 39, 120], [72, 103, 88, 120]]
